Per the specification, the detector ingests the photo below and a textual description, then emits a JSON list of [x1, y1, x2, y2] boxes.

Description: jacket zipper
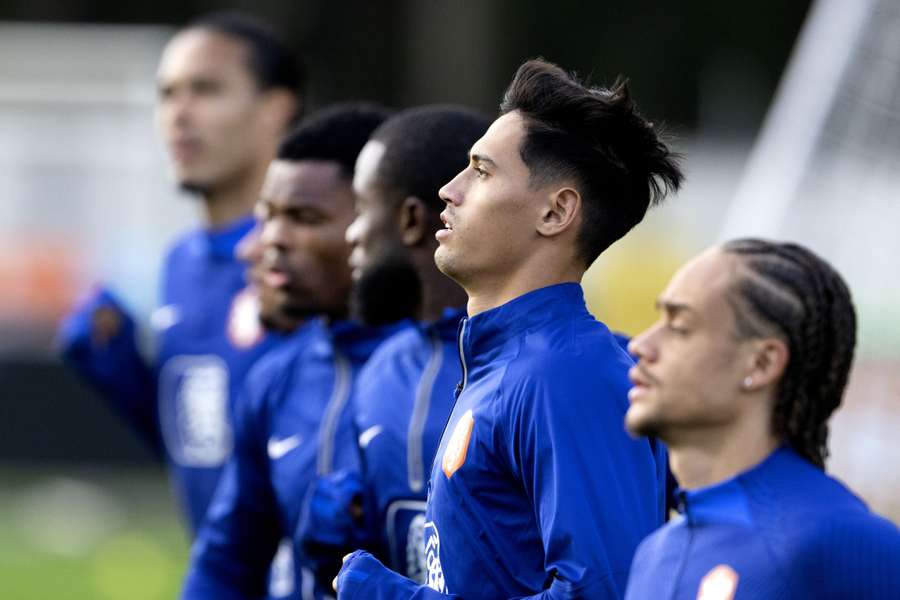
[[317, 351, 351, 475], [455, 318, 468, 398], [427, 318, 468, 496], [407, 331, 443, 493]]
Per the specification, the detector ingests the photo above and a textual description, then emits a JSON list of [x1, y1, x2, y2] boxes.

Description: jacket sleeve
[[337, 551, 461, 600], [57, 287, 160, 453], [180, 368, 283, 600], [498, 357, 662, 599], [296, 469, 372, 595], [803, 513, 900, 598]]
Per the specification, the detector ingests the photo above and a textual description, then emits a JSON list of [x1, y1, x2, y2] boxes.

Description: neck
[[666, 405, 781, 490], [464, 255, 583, 317], [201, 162, 269, 229]]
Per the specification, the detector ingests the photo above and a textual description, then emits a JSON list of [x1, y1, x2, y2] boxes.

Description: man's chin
[[351, 258, 421, 326], [260, 306, 303, 334], [433, 248, 462, 282], [177, 178, 212, 197], [624, 407, 664, 440]]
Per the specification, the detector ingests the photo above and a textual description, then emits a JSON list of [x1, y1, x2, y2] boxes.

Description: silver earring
[[743, 376, 753, 389]]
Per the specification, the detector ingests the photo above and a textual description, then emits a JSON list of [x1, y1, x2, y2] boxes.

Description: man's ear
[[399, 196, 428, 246], [742, 337, 790, 392], [261, 89, 300, 133], [536, 187, 581, 238]]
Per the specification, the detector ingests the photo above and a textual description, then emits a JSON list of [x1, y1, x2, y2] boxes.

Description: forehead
[[660, 248, 739, 318], [471, 111, 527, 165], [157, 29, 251, 83], [261, 160, 350, 208], [353, 140, 386, 195]]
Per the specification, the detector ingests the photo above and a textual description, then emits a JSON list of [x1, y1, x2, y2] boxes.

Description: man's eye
[[192, 80, 222, 95], [288, 210, 325, 224], [474, 166, 488, 178]]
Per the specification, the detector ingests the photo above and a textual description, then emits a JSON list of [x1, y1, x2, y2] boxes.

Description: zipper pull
[[454, 380, 464, 398]]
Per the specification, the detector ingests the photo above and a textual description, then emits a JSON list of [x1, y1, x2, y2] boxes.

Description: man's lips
[[348, 247, 365, 271], [169, 139, 202, 163], [628, 365, 657, 401], [437, 211, 454, 242], [262, 268, 290, 289]]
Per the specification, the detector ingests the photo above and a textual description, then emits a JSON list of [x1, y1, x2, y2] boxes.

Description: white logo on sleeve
[[267, 434, 302, 459], [423, 521, 447, 593]]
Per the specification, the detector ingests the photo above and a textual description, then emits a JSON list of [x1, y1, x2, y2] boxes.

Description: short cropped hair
[[369, 105, 491, 214], [187, 11, 305, 100], [500, 59, 683, 266], [277, 103, 392, 178]]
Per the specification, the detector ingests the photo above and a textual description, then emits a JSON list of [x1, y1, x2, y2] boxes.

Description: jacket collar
[[677, 446, 798, 526], [426, 307, 466, 342], [460, 283, 588, 364], [328, 318, 415, 365], [206, 214, 256, 261]]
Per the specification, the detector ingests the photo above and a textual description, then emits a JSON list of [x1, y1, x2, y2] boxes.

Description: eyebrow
[[469, 153, 497, 168], [655, 299, 695, 316]]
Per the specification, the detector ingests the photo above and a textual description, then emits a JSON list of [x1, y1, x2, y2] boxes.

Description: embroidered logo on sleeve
[[442, 409, 474, 479], [696, 564, 739, 600]]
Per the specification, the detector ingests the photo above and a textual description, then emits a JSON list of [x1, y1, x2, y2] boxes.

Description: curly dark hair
[[723, 239, 857, 468]]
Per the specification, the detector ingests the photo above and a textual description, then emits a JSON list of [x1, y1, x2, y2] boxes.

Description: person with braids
[[623, 239, 900, 599], [334, 58, 682, 599]]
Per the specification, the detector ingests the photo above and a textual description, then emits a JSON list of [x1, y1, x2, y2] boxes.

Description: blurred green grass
[[0, 464, 190, 600]]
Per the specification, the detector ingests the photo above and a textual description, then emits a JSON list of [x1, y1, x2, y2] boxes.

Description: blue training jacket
[[625, 446, 900, 600], [336, 283, 667, 600], [355, 307, 465, 579], [181, 317, 411, 600], [58, 215, 278, 532]]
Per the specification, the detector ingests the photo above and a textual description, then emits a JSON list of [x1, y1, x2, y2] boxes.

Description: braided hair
[[722, 239, 857, 468]]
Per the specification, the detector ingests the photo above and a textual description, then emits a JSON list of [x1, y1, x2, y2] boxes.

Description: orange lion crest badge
[[696, 564, 739, 600], [442, 409, 474, 479]]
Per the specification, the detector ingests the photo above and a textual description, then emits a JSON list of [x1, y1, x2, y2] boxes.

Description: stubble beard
[[625, 406, 666, 440], [178, 179, 212, 197]]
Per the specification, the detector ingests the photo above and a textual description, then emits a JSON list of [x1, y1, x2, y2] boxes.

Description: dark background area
[[0, 0, 811, 128], [0, 0, 810, 465]]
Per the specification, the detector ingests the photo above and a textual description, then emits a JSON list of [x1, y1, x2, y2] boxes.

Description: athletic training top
[[59, 215, 277, 532], [336, 283, 667, 599], [356, 308, 465, 578], [625, 445, 900, 600], [181, 317, 410, 600]]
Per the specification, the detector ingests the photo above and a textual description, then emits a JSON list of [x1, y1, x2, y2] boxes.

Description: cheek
[[473, 199, 531, 256], [155, 105, 171, 133], [665, 341, 741, 415], [312, 227, 354, 273], [202, 96, 260, 143]]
